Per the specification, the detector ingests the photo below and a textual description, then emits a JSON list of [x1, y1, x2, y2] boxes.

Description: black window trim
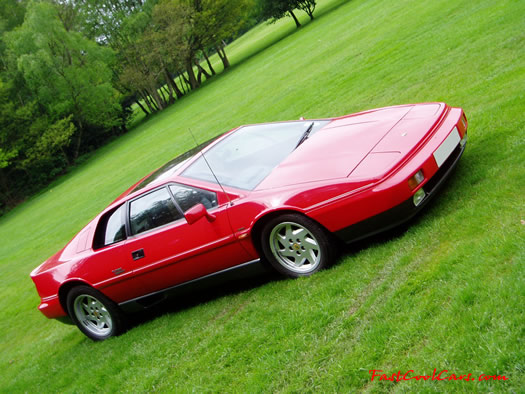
[[124, 182, 220, 238], [166, 185, 186, 218]]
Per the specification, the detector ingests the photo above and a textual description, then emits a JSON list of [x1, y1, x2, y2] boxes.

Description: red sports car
[[31, 103, 468, 340]]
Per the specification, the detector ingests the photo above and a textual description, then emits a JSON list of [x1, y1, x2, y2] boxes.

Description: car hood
[[256, 103, 445, 190]]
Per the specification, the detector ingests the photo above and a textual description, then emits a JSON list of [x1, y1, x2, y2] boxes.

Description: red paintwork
[[30, 103, 467, 319], [184, 203, 216, 224]]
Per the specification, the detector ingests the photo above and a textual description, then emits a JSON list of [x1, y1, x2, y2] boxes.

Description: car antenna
[[188, 128, 233, 206]]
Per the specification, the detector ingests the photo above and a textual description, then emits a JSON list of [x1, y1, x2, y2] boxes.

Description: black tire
[[261, 213, 334, 278], [66, 285, 126, 341]]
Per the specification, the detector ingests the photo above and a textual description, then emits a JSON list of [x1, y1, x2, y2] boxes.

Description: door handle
[[132, 248, 145, 260]]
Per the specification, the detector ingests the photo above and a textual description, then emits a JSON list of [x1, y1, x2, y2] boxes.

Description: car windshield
[[182, 120, 329, 190]]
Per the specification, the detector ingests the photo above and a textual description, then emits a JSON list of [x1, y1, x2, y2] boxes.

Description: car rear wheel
[[67, 285, 125, 341], [261, 214, 334, 278]]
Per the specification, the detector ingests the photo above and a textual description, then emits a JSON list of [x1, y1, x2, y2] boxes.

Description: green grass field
[[1, 0, 524, 391]]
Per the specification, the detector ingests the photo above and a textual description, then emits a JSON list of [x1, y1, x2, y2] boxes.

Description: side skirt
[[119, 259, 265, 313]]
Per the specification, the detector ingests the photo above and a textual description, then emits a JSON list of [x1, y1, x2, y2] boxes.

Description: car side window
[[169, 184, 218, 212], [93, 204, 126, 249], [129, 188, 182, 235]]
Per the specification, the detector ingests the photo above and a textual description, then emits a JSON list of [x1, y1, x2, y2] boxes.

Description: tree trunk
[[164, 69, 184, 99], [163, 80, 175, 104], [160, 84, 172, 104], [173, 79, 184, 98], [134, 98, 150, 116], [140, 90, 156, 113], [305, 9, 314, 20], [60, 146, 72, 166], [142, 90, 158, 112], [73, 118, 83, 160], [202, 50, 216, 75], [197, 67, 203, 84], [196, 62, 211, 84], [178, 75, 188, 94], [183, 75, 192, 92], [215, 44, 230, 69], [289, 11, 301, 28], [185, 59, 199, 90], [298, 1, 316, 20], [148, 85, 165, 110]]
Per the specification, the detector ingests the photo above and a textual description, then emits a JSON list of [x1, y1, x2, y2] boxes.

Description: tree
[[261, 0, 317, 27], [69, 0, 149, 44], [0, 78, 75, 210], [261, 0, 302, 28], [67, 0, 161, 115], [189, 0, 253, 70], [152, 0, 200, 90], [296, 0, 316, 20], [20, 115, 76, 170], [0, 0, 26, 75], [7, 1, 122, 159]]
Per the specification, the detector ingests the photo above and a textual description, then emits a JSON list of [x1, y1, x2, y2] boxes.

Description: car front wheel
[[261, 214, 334, 278], [67, 285, 125, 341]]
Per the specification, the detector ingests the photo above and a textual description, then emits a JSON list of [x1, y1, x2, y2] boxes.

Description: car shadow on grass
[[125, 263, 281, 331]]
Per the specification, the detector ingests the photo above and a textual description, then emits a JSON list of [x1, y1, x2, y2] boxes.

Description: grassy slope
[[1, 0, 524, 391]]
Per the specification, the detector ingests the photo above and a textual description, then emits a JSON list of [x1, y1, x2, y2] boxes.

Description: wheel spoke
[[101, 314, 111, 328], [82, 303, 91, 315], [98, 315, 108, 329], [305, 237, 317, 246], [292, 227, 306, 238], [295, 256, 307, 267], [280, 249, 296, 258], [306, 248, 318, 265], [284, 223, 293, 238], [276, 238, 287, 250]]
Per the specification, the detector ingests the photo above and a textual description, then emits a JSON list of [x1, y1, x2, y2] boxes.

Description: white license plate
[[433, 127, 460, 168]]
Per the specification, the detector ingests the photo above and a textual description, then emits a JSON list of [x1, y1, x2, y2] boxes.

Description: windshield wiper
[[295, 122, 315, 149]]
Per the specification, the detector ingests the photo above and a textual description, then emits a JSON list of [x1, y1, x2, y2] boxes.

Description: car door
[[123, 183, 253, 295], [85, 204, 148, 302]]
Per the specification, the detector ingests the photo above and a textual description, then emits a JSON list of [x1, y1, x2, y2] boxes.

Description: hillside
[[0, 0, 523, 391]]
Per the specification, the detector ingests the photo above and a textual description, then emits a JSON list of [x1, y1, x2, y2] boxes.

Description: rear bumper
[[38, 295, 69, 320], [335, 136, 466, 243]]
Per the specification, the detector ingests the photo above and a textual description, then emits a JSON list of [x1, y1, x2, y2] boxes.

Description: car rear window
[[93, 205, 126, 249]]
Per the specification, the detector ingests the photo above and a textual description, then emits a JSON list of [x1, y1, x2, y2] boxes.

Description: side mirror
[[184, 203, 216, 225]]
